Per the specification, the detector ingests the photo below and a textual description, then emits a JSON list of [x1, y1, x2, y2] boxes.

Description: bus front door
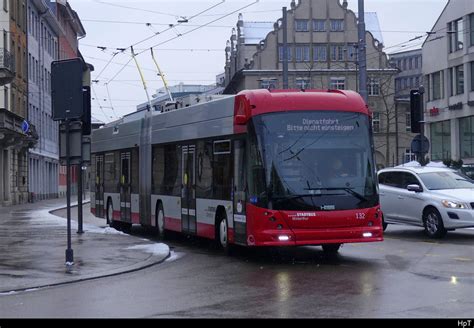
[[120, 152, 132, 222], [233, 140, 247, 245], [95, 155, 104, 218], [181, 145, 196, 234]]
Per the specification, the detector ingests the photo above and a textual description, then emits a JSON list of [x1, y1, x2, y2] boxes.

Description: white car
[[378, 166, 474, 238]]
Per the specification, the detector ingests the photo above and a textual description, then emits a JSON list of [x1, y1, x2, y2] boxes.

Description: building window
[[414, 57, 419, 69], [330, 77, 345, 90], [260, 79, 277, 90], [404, 149, 417, 163], [278, 45, 292, 62], [4, 86, 8, 108], [347, 44, 358, 61], [405, 109, 411, 132], [449, 18, 464, 52], [313, 19, 326, 32], [372, 112, 380, 133], [471, 14, 474, 46], [295, 78, 310, 90], [471, 62, 474, 91], [295, 19, 309, 32], [295, 45, 310, 62], [460, 116, 474, 159], [455, 64, 464, 95], [430, 120, 451, 161], [368, 78, 380, 96], [313, 44, 327, 61], [330, 45, 344, 61], [330, 19, 344, 31], [432, 71, 442, 100]]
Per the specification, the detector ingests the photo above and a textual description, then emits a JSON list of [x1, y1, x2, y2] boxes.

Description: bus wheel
[[217, 213, 232, 255], [155, 202, 166, 240], [382, 215, 388, 231], [322, 243, 341, 255], [106, 199, 115, 227]]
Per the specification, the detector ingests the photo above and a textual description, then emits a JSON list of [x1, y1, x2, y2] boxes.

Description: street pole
[[65, 119, 74, 264], [282, 7, 289, 89], [77, 162, 84, 234], [395, 101, 399, 166], [418, 85, 426, 163], [358, 0, 368, 103]]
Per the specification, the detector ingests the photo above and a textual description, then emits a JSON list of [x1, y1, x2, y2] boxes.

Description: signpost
[[52, 58, 93, 266]]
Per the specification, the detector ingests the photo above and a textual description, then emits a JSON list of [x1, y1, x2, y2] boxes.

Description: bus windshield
[[248, 111, 378, 211]]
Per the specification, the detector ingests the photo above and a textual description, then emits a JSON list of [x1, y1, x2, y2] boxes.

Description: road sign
[[21, 120, 29, 134], [411, 134, 430, 154]]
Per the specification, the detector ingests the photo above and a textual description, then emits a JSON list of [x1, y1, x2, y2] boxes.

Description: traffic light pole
[[418, 86, 426, 163]]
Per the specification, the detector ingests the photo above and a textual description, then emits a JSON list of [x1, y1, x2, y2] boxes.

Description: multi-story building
[[48, 0, 85, 196], [423, 0, 474, 164], [0, 0, 37, 206], [389, 49, 422, 164], [27, 0, 61, 201], [224, 0, 399, 168]]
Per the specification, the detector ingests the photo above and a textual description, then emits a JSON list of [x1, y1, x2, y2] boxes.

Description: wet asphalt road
[[0, 220, 473, 318]]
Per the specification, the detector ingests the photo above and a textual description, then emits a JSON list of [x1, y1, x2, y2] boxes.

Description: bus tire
[[382, 215, 388, 231], [106, 198, 115, 227], [216, 210, 232, 255], [322, 243, 341, 255], [155, 202, 166, 240]]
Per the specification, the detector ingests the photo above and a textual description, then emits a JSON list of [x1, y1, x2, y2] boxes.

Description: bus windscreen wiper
[[303, 187, 369, 202]]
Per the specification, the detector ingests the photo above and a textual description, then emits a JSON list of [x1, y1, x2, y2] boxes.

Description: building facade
[[0, 0, 37, 206], [224, 0, 398, 168], [423, 0, 474, 164], [389, 49, 422, 164], [27, 0, 61, 201]]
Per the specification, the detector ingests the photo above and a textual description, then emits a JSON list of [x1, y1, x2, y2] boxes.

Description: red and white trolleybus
[[90, 89, 383, 253]]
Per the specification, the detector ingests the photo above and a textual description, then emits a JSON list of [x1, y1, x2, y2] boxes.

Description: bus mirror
[[234, 95, 251, 125]]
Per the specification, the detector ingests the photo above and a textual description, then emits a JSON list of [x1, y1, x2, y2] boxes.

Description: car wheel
[[423, 208, 447, 239]]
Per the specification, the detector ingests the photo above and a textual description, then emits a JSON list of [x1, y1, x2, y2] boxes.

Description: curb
[[0, 202, 171, 295]]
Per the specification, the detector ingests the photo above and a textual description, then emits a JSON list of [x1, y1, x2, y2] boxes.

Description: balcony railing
[[0, 48, 15, 85]]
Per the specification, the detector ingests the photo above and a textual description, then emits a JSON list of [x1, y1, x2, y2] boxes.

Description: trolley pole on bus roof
[[150, 48, 174, 102], [131, 46, 153, 111]]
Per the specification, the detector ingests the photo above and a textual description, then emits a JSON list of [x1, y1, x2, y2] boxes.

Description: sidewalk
[[0, 197, 170, 294]]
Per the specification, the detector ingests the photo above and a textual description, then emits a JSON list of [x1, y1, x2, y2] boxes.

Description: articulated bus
[[90, 89, 383, 253]]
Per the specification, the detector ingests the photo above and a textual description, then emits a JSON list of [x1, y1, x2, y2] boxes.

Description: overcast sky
[[69, 0, 448, 123]]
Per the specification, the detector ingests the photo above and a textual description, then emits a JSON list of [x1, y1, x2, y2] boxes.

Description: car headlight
[[441, 200, 467, 209]]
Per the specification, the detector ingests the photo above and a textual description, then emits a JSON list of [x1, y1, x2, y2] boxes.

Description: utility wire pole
[[358, 0, 367, 103], [282, 7, 289, 89]]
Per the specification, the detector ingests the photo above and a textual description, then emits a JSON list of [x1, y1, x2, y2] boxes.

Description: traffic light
[[410, 90, 422, 133]]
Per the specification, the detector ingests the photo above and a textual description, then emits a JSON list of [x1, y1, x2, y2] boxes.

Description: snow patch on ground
[[125, 243, 170, 257], [166, 251, 184, 263]]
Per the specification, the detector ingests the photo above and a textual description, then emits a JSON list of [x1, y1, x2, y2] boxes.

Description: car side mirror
[[407, 184, 423, 193]]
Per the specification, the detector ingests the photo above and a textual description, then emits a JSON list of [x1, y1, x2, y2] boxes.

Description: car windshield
[[247, 110, 378, 211], [418, 171, 474, 190]]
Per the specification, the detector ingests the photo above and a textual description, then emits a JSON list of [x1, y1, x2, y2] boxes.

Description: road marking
[[453, 257, 472, 262]]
